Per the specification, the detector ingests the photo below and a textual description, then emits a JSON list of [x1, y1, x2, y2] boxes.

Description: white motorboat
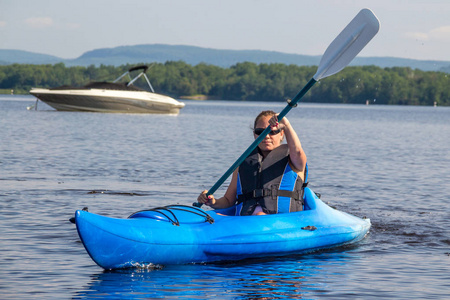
[[29, 65, 185, 114]]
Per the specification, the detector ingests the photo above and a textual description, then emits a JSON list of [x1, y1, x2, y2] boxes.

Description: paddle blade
[[314, 8, 380, 81]]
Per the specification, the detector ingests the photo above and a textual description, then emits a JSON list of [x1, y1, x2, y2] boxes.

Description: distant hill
[[1, 44, 450, 72], [71, 44, 322, 68], [0, 49, 61, 65]]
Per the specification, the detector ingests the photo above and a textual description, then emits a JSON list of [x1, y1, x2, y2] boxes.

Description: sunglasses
[[253, 128, 282, 136]]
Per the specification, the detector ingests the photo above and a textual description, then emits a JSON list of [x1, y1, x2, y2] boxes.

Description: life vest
[[235, 144, 306, 216]]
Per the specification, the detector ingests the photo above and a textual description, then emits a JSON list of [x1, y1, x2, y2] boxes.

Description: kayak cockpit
[[213, 187, 319, 216], [126, 188, 320, 225]]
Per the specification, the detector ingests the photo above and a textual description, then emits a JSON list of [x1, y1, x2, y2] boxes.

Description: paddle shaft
[[192, 78, 317, 207], [210, 78, 316, 196]]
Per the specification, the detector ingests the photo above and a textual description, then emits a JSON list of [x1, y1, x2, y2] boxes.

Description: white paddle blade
[[314, 8, 380, 81]]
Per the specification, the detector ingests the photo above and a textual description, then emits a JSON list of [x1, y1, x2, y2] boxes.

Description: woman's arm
[[197, 169, 238, 209], [271, 116, 307, 179]]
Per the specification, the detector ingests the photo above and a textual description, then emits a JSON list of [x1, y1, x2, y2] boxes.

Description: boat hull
[[75, 188, 370, 269], [30, 88, 185, 114]]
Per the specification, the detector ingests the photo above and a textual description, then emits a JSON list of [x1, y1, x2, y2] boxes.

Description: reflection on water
[[74, 253, 359, 299]]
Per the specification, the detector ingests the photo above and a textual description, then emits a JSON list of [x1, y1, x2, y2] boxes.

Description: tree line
[[1, 61, 449, 106]]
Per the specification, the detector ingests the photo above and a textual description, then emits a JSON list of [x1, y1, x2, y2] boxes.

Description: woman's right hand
[[197, 190, 216, 207]]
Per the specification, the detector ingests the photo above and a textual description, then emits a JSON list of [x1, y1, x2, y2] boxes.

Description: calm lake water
[[1, 95, 449, 299]]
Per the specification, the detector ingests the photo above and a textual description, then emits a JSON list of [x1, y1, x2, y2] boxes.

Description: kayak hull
[[75, 188, 370, 269]]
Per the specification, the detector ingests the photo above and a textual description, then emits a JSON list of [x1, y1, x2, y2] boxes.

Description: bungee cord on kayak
[[128, 205, 215, 225]]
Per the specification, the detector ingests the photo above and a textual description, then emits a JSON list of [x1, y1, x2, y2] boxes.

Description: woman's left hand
[[268, 114, 287, 130]]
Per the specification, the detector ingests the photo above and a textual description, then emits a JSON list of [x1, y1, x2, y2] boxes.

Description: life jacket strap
[[237, 188, 304, 203], [237, 188, 271, 202]]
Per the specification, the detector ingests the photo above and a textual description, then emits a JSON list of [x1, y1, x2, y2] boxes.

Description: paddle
[[194, 8, 380, 207]]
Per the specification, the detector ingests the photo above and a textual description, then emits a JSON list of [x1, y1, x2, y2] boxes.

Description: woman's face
[[254, 115, 284, 152]]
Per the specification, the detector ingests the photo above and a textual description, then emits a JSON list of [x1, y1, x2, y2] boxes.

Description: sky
[[1, 0, 450, 61]]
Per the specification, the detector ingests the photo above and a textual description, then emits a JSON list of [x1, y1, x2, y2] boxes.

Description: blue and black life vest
[[234, 144, 307, 216]]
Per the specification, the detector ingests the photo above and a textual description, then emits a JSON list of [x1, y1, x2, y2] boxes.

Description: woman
[[197, 110, 307, 216]]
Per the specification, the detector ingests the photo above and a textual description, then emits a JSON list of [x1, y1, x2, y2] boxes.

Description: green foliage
[[1, 62, 449, 106]]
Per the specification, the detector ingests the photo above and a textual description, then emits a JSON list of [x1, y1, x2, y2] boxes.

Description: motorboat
[[29, 65, 185, 114]]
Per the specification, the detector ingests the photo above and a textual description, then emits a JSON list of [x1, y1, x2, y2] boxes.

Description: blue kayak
[[74, 187, 370, 269]]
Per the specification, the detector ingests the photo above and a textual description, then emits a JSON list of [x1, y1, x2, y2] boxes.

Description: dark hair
[[253, 110, 277, 129]]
